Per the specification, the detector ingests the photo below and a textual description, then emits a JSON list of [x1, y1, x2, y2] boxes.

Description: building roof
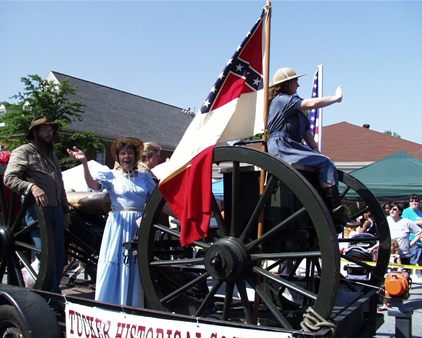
[[48, 71, 193, 150], [322, 122, 422, 163]]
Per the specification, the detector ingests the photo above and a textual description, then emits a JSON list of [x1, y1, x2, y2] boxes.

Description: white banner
[[65, 301, 290, 338]]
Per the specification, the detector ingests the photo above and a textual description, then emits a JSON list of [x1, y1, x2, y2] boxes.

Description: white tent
[[62, 160, 108, 192]]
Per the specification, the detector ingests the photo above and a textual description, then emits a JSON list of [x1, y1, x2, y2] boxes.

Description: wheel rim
[[139, 146, 340, 329], [0, 190, 53, 290], [337, 171, 390, 285]]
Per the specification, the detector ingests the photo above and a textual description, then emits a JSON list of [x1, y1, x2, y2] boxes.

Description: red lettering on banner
[[174, 330, 181, 338], [166, 329, 173, 338], [115, 322, 126, 338], [76, 312, 84, 337], [95, 318, 104, 338], [102, 319, 111, 338], [137, 325, 146, 338], [129, 323, 137, 338], [195, 333, 201, 338], [210, 334, 217, 338], [146, 327, 154, 338], [82, 315, 95, 337], [156, 328, 164, 338], [69, 310, 76, 334]]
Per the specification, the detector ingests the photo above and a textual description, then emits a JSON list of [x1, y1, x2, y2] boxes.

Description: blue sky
[[1, 1, 422, 144]]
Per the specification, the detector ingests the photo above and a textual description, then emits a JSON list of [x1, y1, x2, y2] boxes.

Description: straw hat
[[111, 136, 144, 160], [27, 116, 58, 140], [271, 67, 305, 87]]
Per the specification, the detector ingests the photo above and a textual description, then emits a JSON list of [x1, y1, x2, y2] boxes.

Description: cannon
[[138, 145, 391, 333], [1, 145, 391, 336]]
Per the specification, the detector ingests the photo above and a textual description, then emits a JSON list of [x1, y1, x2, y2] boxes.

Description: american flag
[[154, 10, 267, 246], [308, 66, 322, 150]]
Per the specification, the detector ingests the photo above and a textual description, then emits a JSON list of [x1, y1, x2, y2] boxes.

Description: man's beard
[[34, 135, 54, 150]]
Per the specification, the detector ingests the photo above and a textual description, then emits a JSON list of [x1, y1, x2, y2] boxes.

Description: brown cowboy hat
[[111, 136, 144, 160], [270, 67, 305, 87], [27, 116, 59, 140]]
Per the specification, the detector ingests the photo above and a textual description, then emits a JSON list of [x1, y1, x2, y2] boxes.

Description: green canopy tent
[[345, 151, 422, 200]]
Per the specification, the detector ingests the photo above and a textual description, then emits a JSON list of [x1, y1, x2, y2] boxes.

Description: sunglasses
[[410, 199, 420, 202], [391, 207, 399, 211]]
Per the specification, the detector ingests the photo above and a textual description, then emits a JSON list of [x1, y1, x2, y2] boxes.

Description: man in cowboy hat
[[4, 115, 69, 293]]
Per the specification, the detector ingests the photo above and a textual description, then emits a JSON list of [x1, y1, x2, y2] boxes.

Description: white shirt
[[387, 215, 421, 256]]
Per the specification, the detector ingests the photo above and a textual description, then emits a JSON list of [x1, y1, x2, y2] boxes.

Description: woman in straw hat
[[68, 136, 156, 307], [267, 67, 358, 231]]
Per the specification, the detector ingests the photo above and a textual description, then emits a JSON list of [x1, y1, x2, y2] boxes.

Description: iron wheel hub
[[204, 237, 249, 281]]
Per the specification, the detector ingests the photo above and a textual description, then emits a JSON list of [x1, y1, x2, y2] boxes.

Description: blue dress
[[94, 169, 156, 307], [267, 93, 338, 186]]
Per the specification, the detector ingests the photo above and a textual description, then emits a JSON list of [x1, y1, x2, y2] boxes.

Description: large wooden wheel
[[337, 171, 390, 285], [0, 179, 102, 290], [0, 188, 54, 290], [139, 146, 340, 329]]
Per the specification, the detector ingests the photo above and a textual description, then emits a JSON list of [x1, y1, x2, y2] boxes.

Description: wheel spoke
[[15, 241, 41, 254], [340, 254, 375, 271], [253, 281, 293, 329], [211, 195, 225, 228], [222, 281, 234, 320], [230, 161, 240, 237], [246, 207, 307, 250], [254, 266, 317, 301], [160, 271, 210, 304], [7, 253, 24, 286], [251, 251, 321, 261], [195, 279, 224, 317], [239, 175, 277, 242], [13, 222, 38, 238], [350, 205, 370, 221], [150, 257, 204, 267], [15, 250, 38, 281], [10, 196, 31, 232], [339, 185, 350, 200], [153, 223, 211, 249], [237, 279, 252, 324]]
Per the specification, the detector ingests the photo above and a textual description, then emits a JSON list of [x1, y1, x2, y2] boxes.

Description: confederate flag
[[153, 9, 268, 246]]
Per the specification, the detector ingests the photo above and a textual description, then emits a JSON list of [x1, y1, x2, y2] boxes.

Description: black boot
[[322, 186, 360, 231]]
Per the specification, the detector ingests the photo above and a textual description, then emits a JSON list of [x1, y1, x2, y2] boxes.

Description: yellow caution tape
[[341, 259, 422, 270]]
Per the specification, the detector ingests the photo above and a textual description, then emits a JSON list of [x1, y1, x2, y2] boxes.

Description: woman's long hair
[[269, 81, 293, 103]]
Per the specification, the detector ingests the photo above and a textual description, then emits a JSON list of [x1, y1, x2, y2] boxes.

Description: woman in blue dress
[[267, 67, 358, 230], [68, 136, 156, 307]]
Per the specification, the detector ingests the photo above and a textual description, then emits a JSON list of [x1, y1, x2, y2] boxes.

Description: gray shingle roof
[[50, 71, 193, 150]]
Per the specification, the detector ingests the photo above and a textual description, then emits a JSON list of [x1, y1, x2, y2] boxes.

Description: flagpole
[[262, 0, 272, 138], [254, 0, 271, 324], [257, 1, 272, 239], [318, 64, 323, 152]]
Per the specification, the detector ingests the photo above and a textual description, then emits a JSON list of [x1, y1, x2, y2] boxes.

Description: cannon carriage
[[1, 145, 391, 336]]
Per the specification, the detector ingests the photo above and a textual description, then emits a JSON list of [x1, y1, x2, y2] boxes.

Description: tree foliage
[[383, 130, 401, 139], [0, 74, 103, 169]]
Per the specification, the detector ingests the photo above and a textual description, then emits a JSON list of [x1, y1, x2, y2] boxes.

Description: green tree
[[0, 74, 103, 169], [383, 130, 401, 139]]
